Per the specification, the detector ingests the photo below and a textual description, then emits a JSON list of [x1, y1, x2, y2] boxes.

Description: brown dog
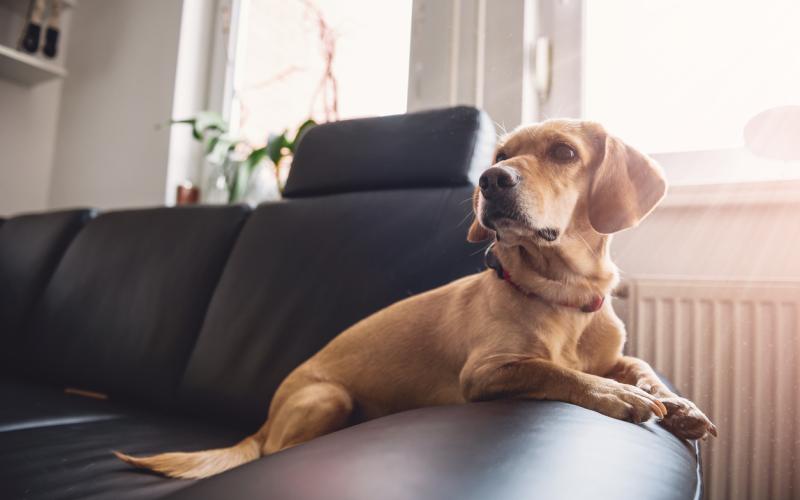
[[116, 119, 716, 479]]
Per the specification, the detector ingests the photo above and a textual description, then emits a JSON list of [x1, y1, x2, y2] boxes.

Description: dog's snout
[[479, 166, 520, 199]]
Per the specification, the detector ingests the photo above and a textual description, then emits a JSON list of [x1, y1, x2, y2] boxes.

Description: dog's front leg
[[608, 356, 717, 439], [460, 354, 666, 424]]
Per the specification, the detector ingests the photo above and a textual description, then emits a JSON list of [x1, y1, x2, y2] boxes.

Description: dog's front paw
[[591, 381, 668, 424], [659, 397, 717, 440]]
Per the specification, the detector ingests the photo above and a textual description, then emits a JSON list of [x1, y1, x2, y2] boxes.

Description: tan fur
[[117, 120, 716, 479], [113, 435, 261, 479]]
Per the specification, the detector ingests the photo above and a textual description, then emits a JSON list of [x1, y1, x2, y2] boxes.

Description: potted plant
[[173, 111, 316, 204]]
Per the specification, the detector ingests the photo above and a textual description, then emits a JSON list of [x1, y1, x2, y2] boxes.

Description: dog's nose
[[479, 166, 520, 199]]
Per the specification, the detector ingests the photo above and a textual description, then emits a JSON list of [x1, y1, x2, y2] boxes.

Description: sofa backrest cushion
[[179, 187, 484, 427], [19, 206, 249, 405], [0, 209, 93, 352], [283, 106, 495, 198]]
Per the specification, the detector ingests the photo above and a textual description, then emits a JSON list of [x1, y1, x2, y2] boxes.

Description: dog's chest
[[516, 310, 621, 374], [510, 310, 594, 369], [575, 312, 626, 375]]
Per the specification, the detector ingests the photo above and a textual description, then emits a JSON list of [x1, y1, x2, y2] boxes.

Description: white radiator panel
[[623, 277, 800, 500]]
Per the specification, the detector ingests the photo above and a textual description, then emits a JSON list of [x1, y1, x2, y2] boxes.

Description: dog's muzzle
[[479, 166, 521, 201]]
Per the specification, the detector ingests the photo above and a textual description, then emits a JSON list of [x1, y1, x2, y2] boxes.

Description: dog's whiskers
[[469, 241, 493, 257], [573, 232, 598, 258], [458, 210, 474, 227], [493, 120, 508, 137]]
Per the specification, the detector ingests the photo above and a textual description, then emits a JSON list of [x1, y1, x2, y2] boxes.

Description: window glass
[[233, 0, 412, 144], [583, 0, 800, 154]]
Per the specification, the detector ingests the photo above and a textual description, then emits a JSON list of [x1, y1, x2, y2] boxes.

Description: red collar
[[484, 244, 605, 313]]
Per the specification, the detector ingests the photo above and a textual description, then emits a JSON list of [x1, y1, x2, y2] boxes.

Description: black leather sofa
[[0, 107, 700, 500]]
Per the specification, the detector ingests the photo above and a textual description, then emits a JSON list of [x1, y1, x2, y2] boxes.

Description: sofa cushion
[[178, 187, 484, 427], [17, 206, 249, 406], [0, 398, 242, 500], [0, 379, 122, 432], [283, 106, 495, 197], [0, 209, 93, 350]]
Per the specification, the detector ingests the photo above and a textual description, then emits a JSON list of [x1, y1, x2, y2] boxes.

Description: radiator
[[619, 277, 800, 500]]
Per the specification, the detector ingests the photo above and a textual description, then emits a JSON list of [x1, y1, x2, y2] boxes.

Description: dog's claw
[[658, 396, 716, 440], [650, 401, 667, 420]]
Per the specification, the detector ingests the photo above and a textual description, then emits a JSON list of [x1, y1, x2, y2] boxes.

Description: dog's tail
[[114, 433, 263, 479]]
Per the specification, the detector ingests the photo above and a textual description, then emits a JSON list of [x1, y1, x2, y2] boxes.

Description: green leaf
[[289, 119, 317, 153], [171, 111, 228, 142], [230, 163, 250, 203], [171, 118, 196, 125], [205, 135, 220, 155], [207, 136, 235, 165], [194, 111, 228, 136], [244, 147, 267, 174], [171, 118, 202, 140], [266, 132, 289, 165], [295, 119, 317, 140]]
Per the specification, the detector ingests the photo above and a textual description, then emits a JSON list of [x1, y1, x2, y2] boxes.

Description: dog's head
[[467, 120, 666, 245]]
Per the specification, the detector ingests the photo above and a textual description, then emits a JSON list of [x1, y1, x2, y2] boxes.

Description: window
[[583, 0, 800, 155], [231, 0, 413, 145], [581, 0, 800, 185]]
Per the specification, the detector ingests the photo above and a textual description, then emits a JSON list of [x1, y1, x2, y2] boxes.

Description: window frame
[[407, 0, 800, 191]]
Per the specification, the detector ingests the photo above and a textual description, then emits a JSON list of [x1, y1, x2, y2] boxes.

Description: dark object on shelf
[[42, 26, 59, 58], [17, 0, 62, 58], [0, 108, 701, 500], [19, 22, 41, 53]]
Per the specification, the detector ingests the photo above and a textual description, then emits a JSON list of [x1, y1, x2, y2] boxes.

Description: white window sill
[[650, 148, 800, 208], [661, 179, 800, 208]]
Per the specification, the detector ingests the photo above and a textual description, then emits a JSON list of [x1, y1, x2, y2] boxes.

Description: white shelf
[[0, 43, 66, 85]]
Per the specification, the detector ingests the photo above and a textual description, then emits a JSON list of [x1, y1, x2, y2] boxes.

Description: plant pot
[[202, 158, 237, 204], [239, 161, 281, 205]]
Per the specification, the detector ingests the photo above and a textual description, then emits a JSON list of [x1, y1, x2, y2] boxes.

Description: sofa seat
[[0, 379, 123, 431], [0, 379, 244, 500]]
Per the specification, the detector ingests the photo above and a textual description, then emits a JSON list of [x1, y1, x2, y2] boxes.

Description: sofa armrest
[[165, 401, 700, 500]]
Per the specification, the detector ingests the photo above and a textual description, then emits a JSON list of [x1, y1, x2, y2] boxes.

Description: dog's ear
[[466, 186, 493, 242], [588, 133, 666, 234]]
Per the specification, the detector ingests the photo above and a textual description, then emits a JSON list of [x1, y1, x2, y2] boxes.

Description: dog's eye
[[494, 152, 508, 163], [550, 143, 577, 163]]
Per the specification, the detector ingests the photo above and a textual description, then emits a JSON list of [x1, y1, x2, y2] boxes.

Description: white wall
[[0, 79, 62, 215], [49, 0, 184, 211], [613, 183, 800, 280], [0, 0, 73, 216]]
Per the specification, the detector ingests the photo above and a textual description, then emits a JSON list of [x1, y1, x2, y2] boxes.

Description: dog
[[116, 119, 716, 479]]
